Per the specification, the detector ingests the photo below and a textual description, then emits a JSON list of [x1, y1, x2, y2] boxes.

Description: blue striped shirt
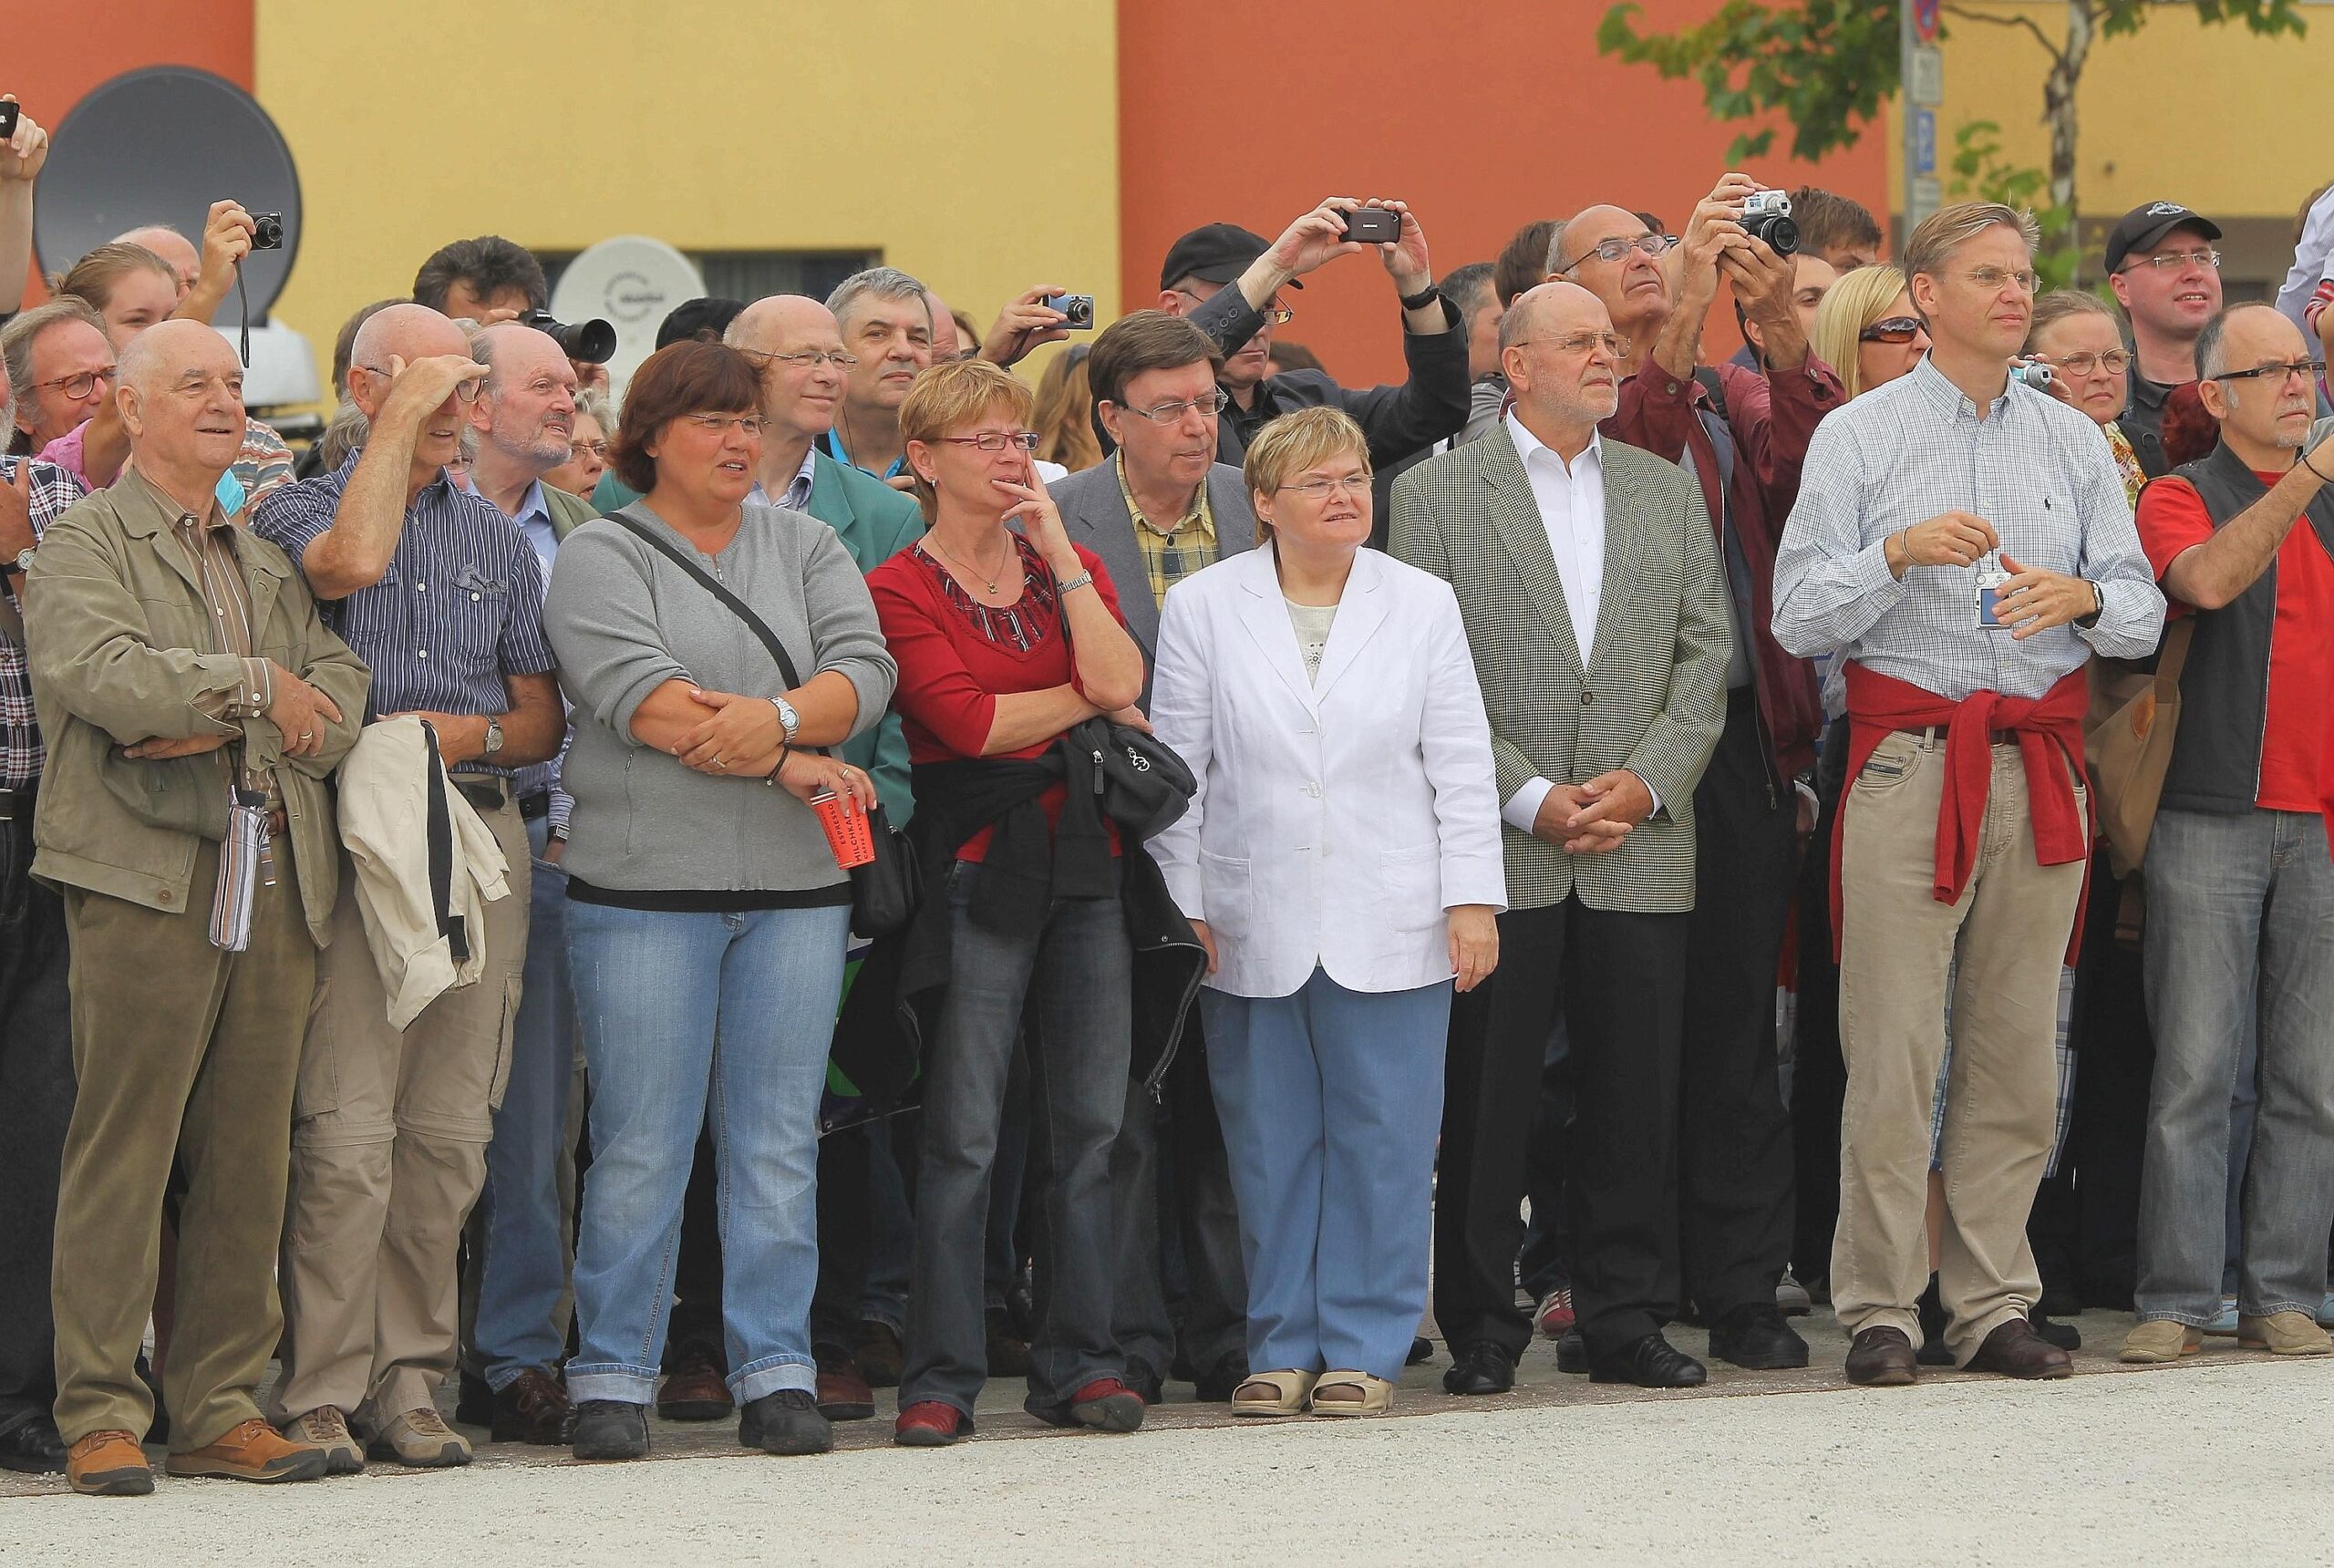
[[253, 451, 555, 775]]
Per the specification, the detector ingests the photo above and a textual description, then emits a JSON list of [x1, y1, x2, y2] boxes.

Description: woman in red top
[[865, 359, 1147, 1447]]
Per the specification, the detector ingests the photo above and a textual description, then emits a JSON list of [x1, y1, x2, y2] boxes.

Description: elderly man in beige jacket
[[24, 320, 368, 1495]]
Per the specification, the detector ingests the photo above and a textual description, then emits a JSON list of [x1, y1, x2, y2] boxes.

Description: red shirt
[[868, 534, 1129, 861], [2136, 473, 2334, 813]]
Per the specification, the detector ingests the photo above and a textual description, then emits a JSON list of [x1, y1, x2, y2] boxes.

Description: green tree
[[1598, 1, 2307, 278], [1947, 119, 2077, 288]]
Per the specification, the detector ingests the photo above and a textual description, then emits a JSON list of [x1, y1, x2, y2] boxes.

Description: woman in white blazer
[[1147, 407, 1505, 1418]]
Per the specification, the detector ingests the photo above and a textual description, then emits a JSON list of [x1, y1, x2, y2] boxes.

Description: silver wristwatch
[[483, 717, 505, 756], [11, 547, 33, 575], [770, 696, 801, 743]]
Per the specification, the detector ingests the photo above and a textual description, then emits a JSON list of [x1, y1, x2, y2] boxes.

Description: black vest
[[2156, 441, 2334, 816]]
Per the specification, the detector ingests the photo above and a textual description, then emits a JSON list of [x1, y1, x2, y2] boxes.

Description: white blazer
[[1147, 544, 1507, 999]]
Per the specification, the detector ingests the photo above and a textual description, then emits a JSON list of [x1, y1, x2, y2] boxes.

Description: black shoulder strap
[[611, 508, 804, 689], [1693, 366, 1730, 427]]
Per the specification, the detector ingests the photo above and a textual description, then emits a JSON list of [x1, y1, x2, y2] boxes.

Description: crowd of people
[[3, 84, 2334, 1493]]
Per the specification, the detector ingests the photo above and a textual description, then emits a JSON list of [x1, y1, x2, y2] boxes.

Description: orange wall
[[1117, 0, 1889, 384], [5, 0, 254, 301]]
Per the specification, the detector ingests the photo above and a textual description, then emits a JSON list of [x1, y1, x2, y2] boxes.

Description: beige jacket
[[336, 715, 511, 1028]]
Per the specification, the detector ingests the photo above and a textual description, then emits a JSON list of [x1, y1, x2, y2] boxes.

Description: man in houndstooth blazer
[[1392, 283, 1732, 1392]]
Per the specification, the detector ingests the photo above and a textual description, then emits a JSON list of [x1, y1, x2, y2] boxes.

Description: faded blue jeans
[[2137, 809, 2334, 1326], [563, 899, 849, 1405]]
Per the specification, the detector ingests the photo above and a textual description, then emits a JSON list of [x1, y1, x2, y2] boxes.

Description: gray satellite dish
[[34, 67, 301, 318]]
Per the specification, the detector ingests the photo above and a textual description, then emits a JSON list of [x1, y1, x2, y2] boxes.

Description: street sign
[[1913, 0, 1941, 43], [1908, 43, 1944, 107], [1911, 107, 1936, 177]]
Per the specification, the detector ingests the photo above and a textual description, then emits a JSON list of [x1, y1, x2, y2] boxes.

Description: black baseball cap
[[2103, 202, 2223, 274], [1159, 223, 1304, 293]]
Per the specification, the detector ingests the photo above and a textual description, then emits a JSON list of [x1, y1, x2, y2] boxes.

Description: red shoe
[[1535, 1288, 1575, 1338], [1068, 1377, 1145, 1433], [893, 1400, 969, 1447]]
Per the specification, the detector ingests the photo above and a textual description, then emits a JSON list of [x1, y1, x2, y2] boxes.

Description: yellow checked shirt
[[1115, 452, 1218, 608]]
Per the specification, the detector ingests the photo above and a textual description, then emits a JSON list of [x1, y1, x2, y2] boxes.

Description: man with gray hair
[[822, 266, 934, 485], [1774, 201, 2164, 1388]]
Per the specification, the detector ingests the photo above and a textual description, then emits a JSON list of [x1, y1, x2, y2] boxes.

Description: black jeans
[[0, 808, 74, 1434], [1434, 895, 1691, 1359], [2062, 853, 2154, 1309], [1678, 691, 1801, 1319], [1790, 717, 1851, 1287]]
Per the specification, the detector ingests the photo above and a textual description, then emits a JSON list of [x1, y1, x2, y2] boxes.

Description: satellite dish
[[34, 67, 302, 318], [213, 321, 320, 410], [552, 236, 704, 403]]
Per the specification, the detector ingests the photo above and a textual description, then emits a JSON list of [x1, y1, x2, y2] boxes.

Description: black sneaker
[[1708, 1303, 1811, 1369], [738, 1388, 834, 1456], [570, 1399, 648, 1461], [1554, 1329, 1588, 1375], [2029, 1309, 2081, 1353]]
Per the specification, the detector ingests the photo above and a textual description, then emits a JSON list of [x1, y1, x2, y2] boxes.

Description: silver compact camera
[[1740, 191, 1799, 256], [2010, 362, 2055, 390]]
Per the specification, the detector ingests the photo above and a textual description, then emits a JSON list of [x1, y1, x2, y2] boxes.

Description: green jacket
[[24, 474, 371, 942], [804, 452, 923, 821], [544, 481, 598, 542]]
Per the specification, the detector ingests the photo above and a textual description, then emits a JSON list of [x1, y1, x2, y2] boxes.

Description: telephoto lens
[[517, 309, 617, 363]]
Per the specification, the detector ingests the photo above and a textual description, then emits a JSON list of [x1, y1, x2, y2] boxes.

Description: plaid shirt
[[0, 457, 92, 788], [1115, 451, 1217, 607]]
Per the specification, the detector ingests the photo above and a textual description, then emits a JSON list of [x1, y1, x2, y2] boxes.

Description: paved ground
[[5, 1311, 2329, 1564]]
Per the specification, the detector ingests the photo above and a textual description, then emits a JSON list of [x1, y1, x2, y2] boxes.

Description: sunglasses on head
[[1859, 316, 1925, 345]]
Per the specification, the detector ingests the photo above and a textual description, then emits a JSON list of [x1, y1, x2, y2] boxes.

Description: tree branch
[[1940, 3, 2066, 63]]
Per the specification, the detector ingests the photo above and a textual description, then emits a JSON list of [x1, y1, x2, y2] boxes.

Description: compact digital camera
[[1046, 294, 1095, 330], [1740, 191, 1799, 257]]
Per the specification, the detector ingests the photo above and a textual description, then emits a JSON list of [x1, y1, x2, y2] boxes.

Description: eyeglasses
[[2036, 348, 2130, 377], [1175, 287, 1294, 327], [1962, 266, 2039, 294], [937, 430, 1040, 453], [1510, 331, 1631, 359], [738, 346, 861, 372], [1275, 475, 1372, 501], [2210, 360, 2319, 386], [569, 439, 610, 459], [1859, 316, 1926, 345], [2119, 249, 2222, 274], [356, 363, 484, 403], [28, 366, 116, 400], [680, 413, 766, 436], [1556, 234, 1678, 273], [1117, 389, 1230, 424]]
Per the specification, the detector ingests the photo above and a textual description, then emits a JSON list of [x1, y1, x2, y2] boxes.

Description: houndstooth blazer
[[1389, 422, 1731, 913]]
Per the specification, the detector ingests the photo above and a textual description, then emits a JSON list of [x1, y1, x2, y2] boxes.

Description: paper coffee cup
[[810, 788, 875, 869]]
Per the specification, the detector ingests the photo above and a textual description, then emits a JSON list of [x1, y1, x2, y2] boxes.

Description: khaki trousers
[[52, 838, 314, 1450], [1832, 731, 2086, 1364], [272, 794, 526, 1423]]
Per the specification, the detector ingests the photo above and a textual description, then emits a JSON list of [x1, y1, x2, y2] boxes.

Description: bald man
[[1392, 282, 1731, 1394], [118, 199, 258, 328], [26, 321, 367, 1493], [253, 303, 565, 1474]]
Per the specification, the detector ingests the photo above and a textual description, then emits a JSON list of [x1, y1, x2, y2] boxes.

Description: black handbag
[[612, 511, 920, 936], [1067, 717, 1194, 841]]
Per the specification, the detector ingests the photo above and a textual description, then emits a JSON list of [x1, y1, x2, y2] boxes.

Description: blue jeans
[[901, 861, 1131, 1419], [563, 899, 848, 1405], [2138, 809, 2334, 1325], [471, 813, 578, 1388], [1204, 971, 1449, 1383]]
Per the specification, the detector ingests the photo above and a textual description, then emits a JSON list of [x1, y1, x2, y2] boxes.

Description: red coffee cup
[[810, 788, 875, 870]]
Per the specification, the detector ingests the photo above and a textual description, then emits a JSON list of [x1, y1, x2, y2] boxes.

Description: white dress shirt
[[1500, 412, 1620, 833], [745, 445, 821, 513]]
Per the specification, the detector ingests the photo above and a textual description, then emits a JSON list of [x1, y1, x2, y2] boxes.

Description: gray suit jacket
[[1389, 427, 1730, 913], [1050, 458, 1259, 663]]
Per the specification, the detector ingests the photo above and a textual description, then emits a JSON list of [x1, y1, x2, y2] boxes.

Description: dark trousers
[[1110, 1018, 1248, 1386], [1514, 1018, 1575, 1301], [1678, 691, 1801, 1318], [2062, 854, 2153, 1308], [0, 809, 72, 1436], [1434, 895, 1690, 1359], [1790, 718, 1851, 1286]]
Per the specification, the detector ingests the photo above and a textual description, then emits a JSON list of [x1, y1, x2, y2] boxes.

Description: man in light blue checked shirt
[[1772, 201, 2164, 1390]]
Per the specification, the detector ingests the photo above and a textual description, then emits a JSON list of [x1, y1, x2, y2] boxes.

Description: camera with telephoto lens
[[1740, 190, 1799, 257], [2010, 361, 2055, 390], [1045, 294, 1094, 330], [250, 211, 284, 250], [517, 308, 617, 364]]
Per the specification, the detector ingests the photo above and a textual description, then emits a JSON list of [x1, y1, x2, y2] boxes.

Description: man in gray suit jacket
[[1048, 311, 1257, 1402], [1392, 283, 1732, 1394]]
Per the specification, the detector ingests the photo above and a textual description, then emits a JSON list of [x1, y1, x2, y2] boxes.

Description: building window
[[539, 250, 875, 308]]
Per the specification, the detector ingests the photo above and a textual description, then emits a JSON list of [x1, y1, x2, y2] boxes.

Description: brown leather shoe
[[491, 1367, 574, 1445], [656, 1347, 734, 1422], [1965, 1316, 2073, 1380], [67, 1429, 153, 1495], [1844, 1326, 1918, 1387], [164, 1418, 330, 1483]]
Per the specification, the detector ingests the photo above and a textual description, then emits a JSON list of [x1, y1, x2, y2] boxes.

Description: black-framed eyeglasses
[[1175, 286, 1293, 327], [937, 431, 1040, 453], [2210, 360, 2319, 386], [356, 363, 484, 403], [1115, 389, 1230, 424], [1859, 316, 1926, 345], [1556, 234, 1678, 273]]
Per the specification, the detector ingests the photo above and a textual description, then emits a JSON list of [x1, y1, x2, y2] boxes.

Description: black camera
[[518, 308, 616, 364], [1342, 208, 1401, 244], [1740, 191, 1799, 257], [1045, 294, 1094, 330], [250, 211, 284, 251], [0, 101, 19, 140]]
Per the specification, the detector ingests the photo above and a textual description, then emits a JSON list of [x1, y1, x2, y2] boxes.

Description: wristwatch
[[2075, 580, 2104, 629], [483, 717, 505, 756], [7, 546, 32, 576], [769, 696, 801, 743], [1398, 282, 1442, 314]]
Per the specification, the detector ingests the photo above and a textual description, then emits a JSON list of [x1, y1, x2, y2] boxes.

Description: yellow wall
[[254, 0, 1121, 413]]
